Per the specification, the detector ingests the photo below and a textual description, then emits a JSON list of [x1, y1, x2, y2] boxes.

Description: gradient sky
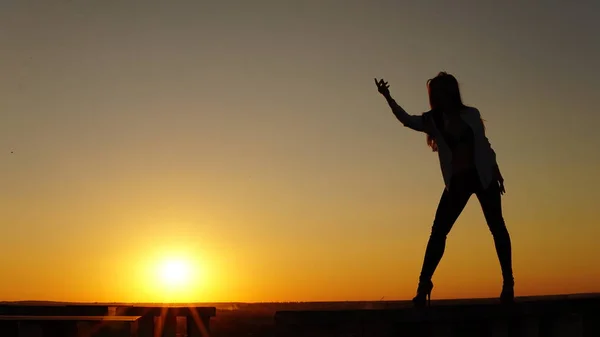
[[1, 0, 599, 303]]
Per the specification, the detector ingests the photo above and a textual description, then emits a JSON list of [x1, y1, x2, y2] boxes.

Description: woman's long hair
[[425, 72, 481, 152]]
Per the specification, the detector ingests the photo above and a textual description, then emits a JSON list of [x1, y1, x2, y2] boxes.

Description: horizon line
[[2, 292, 599, 306]]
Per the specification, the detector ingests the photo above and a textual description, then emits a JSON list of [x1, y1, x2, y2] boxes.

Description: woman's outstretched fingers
[[375, 78, 390, 96]]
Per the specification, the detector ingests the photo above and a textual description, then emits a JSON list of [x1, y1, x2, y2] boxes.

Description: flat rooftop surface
[[275, 295, 600, 325]]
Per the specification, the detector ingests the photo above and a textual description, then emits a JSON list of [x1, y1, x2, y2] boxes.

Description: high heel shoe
[[499, 281, 514, 305], [412, 280, 433, 308]]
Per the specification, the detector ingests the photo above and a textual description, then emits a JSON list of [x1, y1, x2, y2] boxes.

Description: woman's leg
[[475, 182, 514, 288], [417, 185, 472, 284]]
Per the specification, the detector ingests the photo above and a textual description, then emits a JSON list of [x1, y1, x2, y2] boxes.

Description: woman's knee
[[487, 219, 509, 237], [430, 223, 451, 239]]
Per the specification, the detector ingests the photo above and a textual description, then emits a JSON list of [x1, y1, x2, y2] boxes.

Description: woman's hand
[[498, 178, 505, 195], [493, 165, 505, 195], [374, 78, 390, 97]]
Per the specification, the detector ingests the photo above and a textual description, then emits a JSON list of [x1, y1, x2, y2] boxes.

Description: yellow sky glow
[[1, 0, 599, 303]]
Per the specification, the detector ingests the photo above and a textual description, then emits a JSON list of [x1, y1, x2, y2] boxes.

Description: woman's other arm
[[472, 108, 505, 194]]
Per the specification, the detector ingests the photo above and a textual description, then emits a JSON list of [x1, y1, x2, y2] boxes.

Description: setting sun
[[160, 259, 191, 287], [132, 246, 214, 303]]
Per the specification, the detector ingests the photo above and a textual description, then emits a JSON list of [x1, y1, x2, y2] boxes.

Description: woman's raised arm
[[375, 78, 425, 132]]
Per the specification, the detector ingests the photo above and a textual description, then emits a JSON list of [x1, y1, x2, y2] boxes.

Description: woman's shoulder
[[461, 106, 481, 116], [421, 110, 436, 123]]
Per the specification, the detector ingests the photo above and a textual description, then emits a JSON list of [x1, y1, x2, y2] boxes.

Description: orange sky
[[1, 0, 599, 303]]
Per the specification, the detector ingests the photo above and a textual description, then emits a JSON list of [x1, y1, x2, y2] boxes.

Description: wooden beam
[[115, 306, 216, 317], [0, 305, 109, 316]]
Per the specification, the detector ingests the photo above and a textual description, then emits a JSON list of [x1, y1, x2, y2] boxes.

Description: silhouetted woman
[[374, 72, 514, 307]]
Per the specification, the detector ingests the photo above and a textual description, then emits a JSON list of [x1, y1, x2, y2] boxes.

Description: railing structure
[[0, 304, 216, 337], [274, 296, 600, 337]]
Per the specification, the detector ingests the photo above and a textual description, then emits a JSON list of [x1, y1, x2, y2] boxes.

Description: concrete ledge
[[276, 297, 600, 325], [275, 296, 600, 337]]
